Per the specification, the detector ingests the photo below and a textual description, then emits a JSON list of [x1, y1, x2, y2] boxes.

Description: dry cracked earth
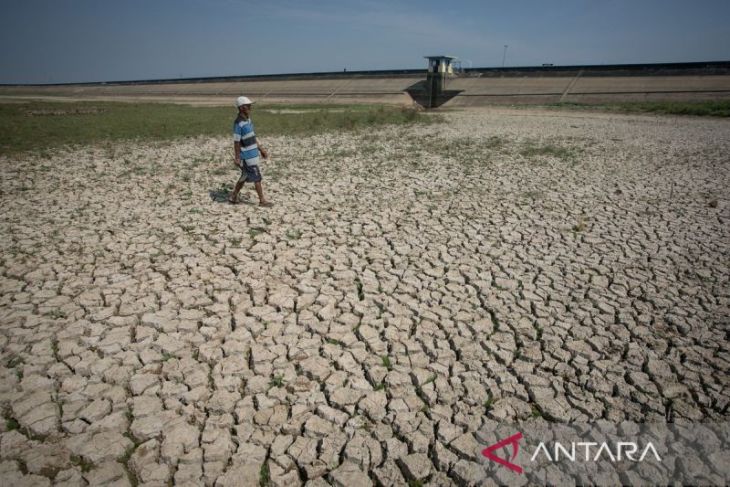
[[0, 107, 728, 486]]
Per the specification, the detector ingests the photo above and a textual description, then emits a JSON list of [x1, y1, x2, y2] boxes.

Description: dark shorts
[[238, 163, 262, 183]]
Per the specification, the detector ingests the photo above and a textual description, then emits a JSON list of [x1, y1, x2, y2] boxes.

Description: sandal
[[228, 197, 239, 204], [259, 201, 273, 208]]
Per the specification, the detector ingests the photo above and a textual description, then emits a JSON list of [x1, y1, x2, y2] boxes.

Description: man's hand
[[259, 147, 269, 160], [233, 158, 241, 169]]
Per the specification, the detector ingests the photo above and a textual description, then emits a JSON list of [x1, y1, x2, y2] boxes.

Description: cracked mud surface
[[1, 107, 728, 485]]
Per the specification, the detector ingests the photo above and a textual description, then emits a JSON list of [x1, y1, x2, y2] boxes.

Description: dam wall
[[2, 62, 729, 107]]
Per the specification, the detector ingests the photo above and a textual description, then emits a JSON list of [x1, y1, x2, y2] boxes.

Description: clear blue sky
[[1, 0, 729, 84]]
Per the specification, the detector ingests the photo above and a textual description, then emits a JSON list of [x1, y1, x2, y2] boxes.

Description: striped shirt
[[233, 116, 260, 166]]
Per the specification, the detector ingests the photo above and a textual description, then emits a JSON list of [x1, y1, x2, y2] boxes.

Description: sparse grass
[[6, 355, 24, 369], [381, 355, 393, 370], [248, 227, 266, 239], [572, 218, 587, 232], [285, 229, 302, 240], [269, 374, 285, 388], [531, 404, 544, 418], [483, 135, 507, 149], [70, 454, 95, 473], [548, 100, 730, 117], [520, 141, 578, 162], [521, 190, 543, 200], [7, 354, 25, 380], [413, 135, 505, 163], [355, 277, 364, 301], [118, 444, 136, 464], [45, 309, 67, 320], [0, 101, 438, 155], [259, 461, 271, 487], [484, 393, 494, 412], [5, 417, 20, 431]]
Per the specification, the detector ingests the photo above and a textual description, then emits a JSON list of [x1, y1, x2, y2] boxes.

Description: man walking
[[229, 96, 271, 207]]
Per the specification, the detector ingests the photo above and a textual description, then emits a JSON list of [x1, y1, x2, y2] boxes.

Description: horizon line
[[2, 60, 729, 87]]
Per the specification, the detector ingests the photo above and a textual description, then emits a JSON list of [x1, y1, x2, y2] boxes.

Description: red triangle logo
[[481, 432, 524, 474]]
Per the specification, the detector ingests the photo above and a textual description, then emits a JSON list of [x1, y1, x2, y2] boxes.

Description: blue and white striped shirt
[[233, 116, 260, 166]]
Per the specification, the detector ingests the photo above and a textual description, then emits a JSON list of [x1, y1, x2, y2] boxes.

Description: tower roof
[[424, 55, 458, 61]]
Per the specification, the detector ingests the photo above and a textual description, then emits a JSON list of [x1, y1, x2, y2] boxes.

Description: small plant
[[269, 374, 285, 388], [381, 355, 393, 370], [572, 219, 587, 232], [5, 417, 20, 431], [326, 338, 344, 347], [531, 404, 544, 418], [354, 277, 364, 301], [248, 227, 266, 239], [484, 392, 494, 412], [285, 229, 301, 240], [522, 190, 542, 200], [484, 135, 506, 149], [259, 461, 271, 486], [46, 309, 67, 319], [6, 355, 24, 368], [118, 444, 136, 463], [70, 454, 95, 473]]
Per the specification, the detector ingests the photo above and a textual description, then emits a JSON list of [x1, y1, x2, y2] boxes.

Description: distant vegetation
[[0, 101, 436, 155], [548, 100, 730, 117]]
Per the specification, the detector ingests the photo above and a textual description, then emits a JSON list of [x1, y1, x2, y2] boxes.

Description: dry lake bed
[[0, 107, 728, 485]]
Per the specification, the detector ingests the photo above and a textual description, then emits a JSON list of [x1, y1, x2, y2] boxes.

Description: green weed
[[269, 375, 285, 388], [248, 227, 266, 238], [5, 417, 20, 431], [70, 454, 95, 473], [259, 462, 271, 486]]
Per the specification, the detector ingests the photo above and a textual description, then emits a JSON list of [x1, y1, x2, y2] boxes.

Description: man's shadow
[[209, 188, 254, 204], [209, 188, 230, 203]]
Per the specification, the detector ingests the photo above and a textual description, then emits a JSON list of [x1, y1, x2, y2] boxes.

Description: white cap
[[236, 96, 254, 107]]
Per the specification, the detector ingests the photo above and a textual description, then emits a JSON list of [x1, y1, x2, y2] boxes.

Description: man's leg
[[229, 180, 245, 202], [254, 181, 268, 205]]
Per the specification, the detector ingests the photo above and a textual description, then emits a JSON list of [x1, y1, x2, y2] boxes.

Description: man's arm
[[259, 143, 269, 160], [233, 141, 241, 167]]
